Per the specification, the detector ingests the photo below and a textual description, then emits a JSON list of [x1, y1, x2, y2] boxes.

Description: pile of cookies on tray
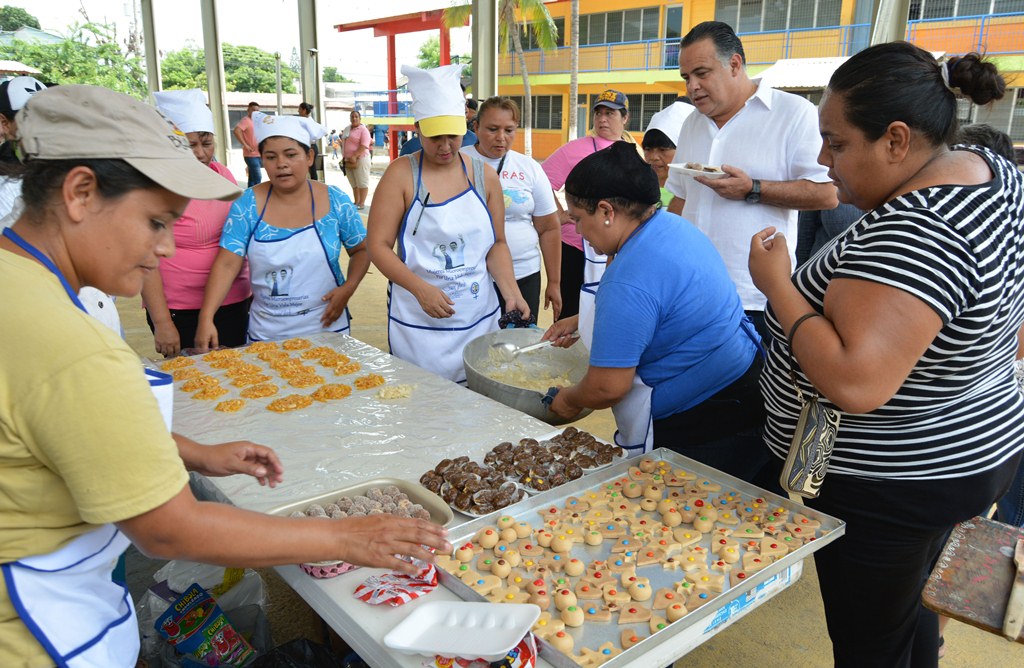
[[161, 338, 389, 413], [435, 457, 825, 666]]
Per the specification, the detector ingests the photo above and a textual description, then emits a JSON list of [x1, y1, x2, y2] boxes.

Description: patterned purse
[[779, 316, 841, 499]]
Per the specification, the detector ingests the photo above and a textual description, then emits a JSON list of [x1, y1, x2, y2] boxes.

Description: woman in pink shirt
[[343, 110, 372, 209], [542, 90, 643, 319], [143, 90, 251, 355]]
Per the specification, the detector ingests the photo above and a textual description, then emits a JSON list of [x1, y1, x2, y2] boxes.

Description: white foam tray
[[382, 601, 539, 662]]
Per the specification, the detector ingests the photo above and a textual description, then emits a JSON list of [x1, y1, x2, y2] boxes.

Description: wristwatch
[[745, 179, 761, 204]]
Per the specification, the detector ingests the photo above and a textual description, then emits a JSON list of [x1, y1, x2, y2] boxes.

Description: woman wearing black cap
[[544, 142, 767, 482]]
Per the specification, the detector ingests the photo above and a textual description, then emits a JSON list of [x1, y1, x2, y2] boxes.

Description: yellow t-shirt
[[0, 250, 190, 666]]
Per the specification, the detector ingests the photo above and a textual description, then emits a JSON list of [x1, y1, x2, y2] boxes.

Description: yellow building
[[498, 0, 1024, 159]]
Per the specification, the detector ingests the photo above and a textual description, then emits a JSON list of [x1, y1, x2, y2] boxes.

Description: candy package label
[[155, 582, 255, 666]]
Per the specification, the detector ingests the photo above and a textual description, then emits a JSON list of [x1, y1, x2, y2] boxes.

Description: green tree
[[444, 0, 558, 156], [0, 5, 40, 31], [0, 22, 146, 97], [162, 43, 296, 94], [417, 35, 440, 70], [322, 65, 354, 83]]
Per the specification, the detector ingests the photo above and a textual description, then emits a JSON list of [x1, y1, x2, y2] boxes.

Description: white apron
[[388, 154, 499, 383], [578, 243, 652, 456], [246, 182, 349, 341], [1, 227, 177, 667]]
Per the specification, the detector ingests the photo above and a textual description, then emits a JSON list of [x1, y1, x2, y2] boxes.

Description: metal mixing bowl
[[463, 328, 593, 425]]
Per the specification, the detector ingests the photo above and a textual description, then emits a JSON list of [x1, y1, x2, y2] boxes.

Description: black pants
[[495, 272, 542, 319], [559, 242, 584, 320], [653, 356, 778, 492], [146, 297, 251, 351], [806, 454, 1019, 667]]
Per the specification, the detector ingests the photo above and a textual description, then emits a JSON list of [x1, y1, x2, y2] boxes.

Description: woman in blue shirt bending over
[[545, 142, 770, 487]]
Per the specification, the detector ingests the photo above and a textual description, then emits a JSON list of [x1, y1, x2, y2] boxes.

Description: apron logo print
[[470, 282, 480, 298]]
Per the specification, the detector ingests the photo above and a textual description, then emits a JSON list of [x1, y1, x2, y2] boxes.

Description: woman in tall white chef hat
[[144, 89, 252, 355], [366, 64, 528, 383], [196, 111, 370, 347], [0, 84, 450, 668]]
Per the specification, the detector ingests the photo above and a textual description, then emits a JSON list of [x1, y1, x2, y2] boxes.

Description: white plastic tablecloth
[[171, 333, 553, 513]]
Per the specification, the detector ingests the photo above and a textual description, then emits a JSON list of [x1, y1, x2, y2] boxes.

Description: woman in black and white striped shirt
[[750, 42, 1024, 667]]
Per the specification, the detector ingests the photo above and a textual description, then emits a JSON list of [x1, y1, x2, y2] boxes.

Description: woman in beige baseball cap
[[0, 85, 450, 668]]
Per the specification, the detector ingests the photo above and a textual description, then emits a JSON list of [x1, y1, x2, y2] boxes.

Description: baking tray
[[437, 448, 844, 668], [266, 477, 454, 527]]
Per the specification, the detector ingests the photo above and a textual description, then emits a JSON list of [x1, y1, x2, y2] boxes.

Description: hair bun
[[947, 54, 1006, 105]]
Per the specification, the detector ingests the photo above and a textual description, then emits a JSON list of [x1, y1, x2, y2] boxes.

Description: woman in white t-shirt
[[461, 97, 561, 319]]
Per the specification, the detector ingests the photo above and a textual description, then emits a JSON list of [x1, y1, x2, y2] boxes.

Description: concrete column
[[140, 0, 161, 93], [297, 0, 322, 121], [200, 0, 230, 166], [387, 34, 398, 162], [870, 0, 911, 45], [472, 0, 499, 99]]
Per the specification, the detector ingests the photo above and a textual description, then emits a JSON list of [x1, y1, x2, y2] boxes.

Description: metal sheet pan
[[437, 448, 845, 668]]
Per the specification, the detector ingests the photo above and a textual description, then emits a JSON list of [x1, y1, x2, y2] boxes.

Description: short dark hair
[[247, 101, 259, 109], [681, 21, 745, 65], [828, 42, 1005, 146], [641, 128, 676, 150], [466, 98, 478, 111], [16, 159, 158, 223], [299, 102, 314, 114], [258, 138, 311, 155], [956, 123, 1015, 162]]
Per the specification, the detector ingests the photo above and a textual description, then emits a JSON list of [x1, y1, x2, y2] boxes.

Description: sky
[[8, 0, 473, 89]]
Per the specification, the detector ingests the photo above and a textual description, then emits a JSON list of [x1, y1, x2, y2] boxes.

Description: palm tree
[[444, 0, 558, 157], [567, 0, 579, 142]]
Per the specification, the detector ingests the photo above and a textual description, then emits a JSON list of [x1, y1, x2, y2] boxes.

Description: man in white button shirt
[[666, 21, 836, 342]]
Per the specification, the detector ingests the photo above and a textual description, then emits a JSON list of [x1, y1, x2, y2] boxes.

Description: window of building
[[519, 17, 566, 50], [579, 7, 661, 46], [715, 0, 843, 31], [508, 95, 564, 130], [907, 0, 1024, 19], [587, 93, 679, 133]]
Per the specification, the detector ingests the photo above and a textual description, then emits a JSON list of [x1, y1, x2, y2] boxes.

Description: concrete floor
[[118, 151, 1019, 666]]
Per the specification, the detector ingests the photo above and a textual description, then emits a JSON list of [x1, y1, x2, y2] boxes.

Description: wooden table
[[923, 515, 1024, 643]]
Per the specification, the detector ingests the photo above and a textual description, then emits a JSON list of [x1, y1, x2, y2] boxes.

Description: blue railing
[[351, 89, 413, 119], [498, 12, 1024, 75]]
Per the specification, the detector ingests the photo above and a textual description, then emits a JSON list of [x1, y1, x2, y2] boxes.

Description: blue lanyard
[[2, 227, 88, 314]]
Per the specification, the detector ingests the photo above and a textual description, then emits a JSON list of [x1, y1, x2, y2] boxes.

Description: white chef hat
[[252, 111, 327, 148], [152, 88, 214, 134], [401, 63, 466, 137], [645, 99, 696, 148]]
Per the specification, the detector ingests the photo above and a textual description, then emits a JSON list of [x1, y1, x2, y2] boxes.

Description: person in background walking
[[232, 101, 262, 188]]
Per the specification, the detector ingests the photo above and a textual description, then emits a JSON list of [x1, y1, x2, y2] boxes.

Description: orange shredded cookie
[[311, 384, 352, 402], [225, 363, 263, 378], [160, 357, 194, 371], [214, 399, 246, 412], [257, 349, 289, 361], [231, 373, 272, 388], [334, 361, 361, 376], [240, 383, 279, 399], [181, 376, 219, 392], [289, 374, 325, 388], [246, 342, 278, 354], [353, 374, 385, 390], [281, 338, 313, 351], [193, 386, 229, 400], [301, 346, 336, 360], [266, 394, 314, 412], [203, 349, 241, 362], [172, 367, 203, 381]]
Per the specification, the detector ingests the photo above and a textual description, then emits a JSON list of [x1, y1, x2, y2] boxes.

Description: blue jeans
[[244, 156, 262, 187]]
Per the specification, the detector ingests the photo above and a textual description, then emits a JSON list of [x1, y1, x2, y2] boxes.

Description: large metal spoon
[[491, 332, 579, 359]]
